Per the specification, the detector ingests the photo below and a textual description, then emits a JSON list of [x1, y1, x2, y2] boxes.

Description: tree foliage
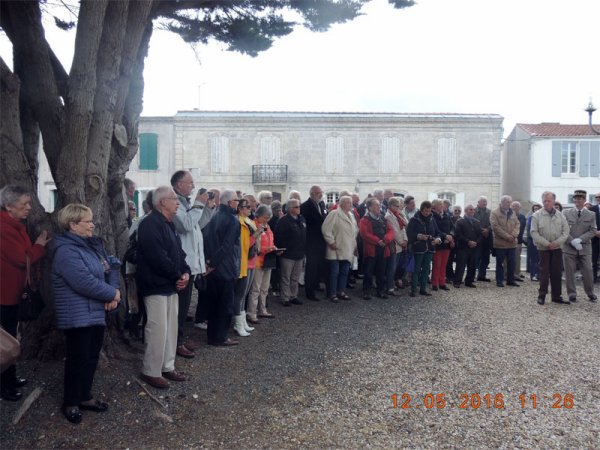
[[0, 0, 414, 357]]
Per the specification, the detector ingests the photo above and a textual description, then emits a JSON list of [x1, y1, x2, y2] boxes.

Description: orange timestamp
[[391, 393, 575, 410]]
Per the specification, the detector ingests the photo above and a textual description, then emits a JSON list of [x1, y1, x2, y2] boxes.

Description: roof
[[174, 110, 503, 120], [517, 123, 600, 137]]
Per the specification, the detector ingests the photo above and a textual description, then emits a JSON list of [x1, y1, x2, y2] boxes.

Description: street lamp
[[585, 99, 600, 134]]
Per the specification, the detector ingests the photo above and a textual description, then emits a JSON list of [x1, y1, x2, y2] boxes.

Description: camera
[[208, 191, 215, 200]]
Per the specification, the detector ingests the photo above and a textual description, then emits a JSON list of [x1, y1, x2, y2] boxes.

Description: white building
[[503, 123, 600, 207], [37, 111, 505, 211]]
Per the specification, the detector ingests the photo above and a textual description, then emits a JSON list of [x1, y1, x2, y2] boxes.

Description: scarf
[[391, 209, 407, 229]]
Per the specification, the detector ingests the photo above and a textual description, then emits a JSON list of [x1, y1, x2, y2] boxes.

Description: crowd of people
[[1, 178, 599, 424]]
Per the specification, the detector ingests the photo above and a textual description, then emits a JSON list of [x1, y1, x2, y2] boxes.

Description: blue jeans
[[329, 260, 351, 297], [495, 248, 515, 284]]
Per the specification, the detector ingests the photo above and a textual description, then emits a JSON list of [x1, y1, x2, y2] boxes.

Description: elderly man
[[300, 185, 328, 301], [202, 190, 241, 346], [137, 186, 191, 389], [170, 170, 207, 359], [591, 192, 600, 283], [453, 203, 482, 288], [530, 191, 570, 305], [490, 195, 520, 287], [257, 190, 273, 205], [562, 190, 598, 303], [511, 201, 527, 280], [474, 196, 492, 282], [275, 199, 306, 306]]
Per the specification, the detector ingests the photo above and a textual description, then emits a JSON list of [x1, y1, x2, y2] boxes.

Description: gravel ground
[[1, 275, 599, 449]]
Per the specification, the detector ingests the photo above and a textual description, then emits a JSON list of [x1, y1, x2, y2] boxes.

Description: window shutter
[[551, 141, 561, 177], [139, 133, 158, 170], [579, 141, 590, 177], [590, 142, 600, 177]]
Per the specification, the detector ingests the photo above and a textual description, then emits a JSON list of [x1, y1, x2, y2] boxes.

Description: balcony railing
[[252, 165, 288, 184]]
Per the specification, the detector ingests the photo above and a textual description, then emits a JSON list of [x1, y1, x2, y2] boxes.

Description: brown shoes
[[257, 313, 275, 319], [176, 344, 195, 359], [162, 370, 187, 382], [140, 373, 169, 389], [247, 317, 261, 325]]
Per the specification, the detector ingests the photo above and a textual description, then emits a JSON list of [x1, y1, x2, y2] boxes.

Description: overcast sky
[[2, 0, 599, 137]]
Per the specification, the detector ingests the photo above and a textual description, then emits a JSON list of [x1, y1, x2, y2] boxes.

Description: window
[[561, 141, 577, 174], [260, 136, 281, 164], [437, 192, 456, 205], [211, 135, 230, 173], [326, 192, 339, 205], [139, 133, 158, 170], [325, 136, 344, 174], [380, 136, 401, 173], [436, 138, 457, 174]]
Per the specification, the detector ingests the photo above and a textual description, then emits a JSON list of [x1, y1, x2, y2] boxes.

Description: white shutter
[[325, 136, 344, 174], [260, 136, 281, 164], [211, 135, 230, 173], [380, 136, 400, 173], [437, 138, 457, 174]]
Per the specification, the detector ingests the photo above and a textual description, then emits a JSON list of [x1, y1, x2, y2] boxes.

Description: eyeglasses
[[290, 206, 300, 209], [240, 205, 252, 209], [78, 220, 94, 224], [164, 196, 178, 201]]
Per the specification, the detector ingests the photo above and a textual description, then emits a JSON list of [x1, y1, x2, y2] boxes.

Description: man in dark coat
[[300, 185, 328, 300], [202, 189, 241, 346], [474, 196, 492, 282], [137, 186, 191, 389], [591, 192, 600, 282], [453, 204, 483, 288]]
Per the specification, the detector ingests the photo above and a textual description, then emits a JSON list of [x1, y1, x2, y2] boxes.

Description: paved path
[[1, 277, 599, 449]]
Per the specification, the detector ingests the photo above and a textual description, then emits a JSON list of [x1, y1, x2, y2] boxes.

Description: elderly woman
[[247, 205, 278, 323], [431, 199, 454, 291], [359, 198, 395, 300], [321, 196, 358, 302], [0, 185, 49, 402], [52, 204, 121, 424], [407, 201, 442, 297], [384, 197, 408, 296]]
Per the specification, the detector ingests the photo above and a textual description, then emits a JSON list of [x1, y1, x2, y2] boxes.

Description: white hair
[[152, 186, 174, 208], [220, 189, 238, 205]]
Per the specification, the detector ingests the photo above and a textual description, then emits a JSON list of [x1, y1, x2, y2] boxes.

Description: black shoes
[[363, 292, 372, 300], [290, 298, 303, 305], [409, 291, 416, 297], [419, 290, 432, 296], [569, 296, 577, 303], [306, 295, 320, 302], [496, 282, 505, 287], [453, 283, 461, 288], [1, 387, 22, 402], [376, 292, 388, 299], [465, 283, 476, 288], [439, 285, 450, 291], [552, 297, 570, 305], [589, 295, 598, 303], [537, 296, 545, 305], [62, 406, 83, 424], [431, 286, 439, 291], [506, 282, 520, 287], [477, 277, 491, 282], [79, 400, 109, 412], [14, 377, 27, 388]]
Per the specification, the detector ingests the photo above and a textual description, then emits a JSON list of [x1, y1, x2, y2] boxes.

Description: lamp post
[[585, 99, 600, 134]]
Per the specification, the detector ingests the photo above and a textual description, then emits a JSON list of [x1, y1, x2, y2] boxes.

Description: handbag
[[0, 327, 21, 373], [19, 255, 45, 322]]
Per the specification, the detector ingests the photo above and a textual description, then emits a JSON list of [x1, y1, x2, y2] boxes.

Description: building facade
[[125, 111, 504, 208], [503, 123, 600, 207]]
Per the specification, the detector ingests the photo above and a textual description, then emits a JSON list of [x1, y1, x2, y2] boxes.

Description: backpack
[[124, 230, 138, 264]]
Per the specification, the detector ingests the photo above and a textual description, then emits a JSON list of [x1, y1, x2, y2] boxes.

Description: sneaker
[[193, 321, 208, 330]]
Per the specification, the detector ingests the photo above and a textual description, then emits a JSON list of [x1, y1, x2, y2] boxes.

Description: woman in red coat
[[0, 185, 49, 401]]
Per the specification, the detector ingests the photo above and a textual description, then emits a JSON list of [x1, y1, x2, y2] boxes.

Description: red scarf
[[392, 210, 407, 229]]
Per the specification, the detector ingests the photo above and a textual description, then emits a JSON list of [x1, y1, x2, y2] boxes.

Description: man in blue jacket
[[202, 190, 241, 346], [137, 186, 191, 389]]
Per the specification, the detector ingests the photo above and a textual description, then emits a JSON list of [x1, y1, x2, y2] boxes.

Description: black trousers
[[206, 275, 234, 345], [454, 247, 477, 285], [177, 274, 196, 345], [194, 279, 209, 324], [0, 305, 19, 391], [476, 234, 492, 279], [63, 325, 105, 407], [538, 249, 563, 301], [363, 254, 387, 294], [592, 237, 599, 280], [304, 243, 327, 298]]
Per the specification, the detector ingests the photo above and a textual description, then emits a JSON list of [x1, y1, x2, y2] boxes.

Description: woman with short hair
[[384, 197, 408, 296], [0, 185, 49, 402], [52, 203, 121, 423], [322, 196, 358, 302]]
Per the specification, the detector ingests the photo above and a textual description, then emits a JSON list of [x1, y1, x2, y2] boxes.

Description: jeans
[[495, 248, 516, 284], [329, 260, 351, 297], [527, 239, 539, 279], [412, 253, 433, 293], [177, 274, 195, 345], [385, 253, 400, 291]]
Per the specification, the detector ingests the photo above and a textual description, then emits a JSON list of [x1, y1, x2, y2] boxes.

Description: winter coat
[[359, 214, 395, 258], [454, 217, 483, 250], [300, 199, 327, 251], [172, 193, 206, 275], [274, 214, 306, 260], [239, 216, 258, 276], [530, 208, 569, 251], [136, 211, 190, 296], [321, 208, 358, 263], [203, 204, 241, 281], [255, 221, 275, 269], [490, 207, 519, 249], [406, 211, 441, 254], [51, 233, 119, 330], [384, 210, 407, 254], [432, 211, 454, 250], [0, 211, 46, 306]]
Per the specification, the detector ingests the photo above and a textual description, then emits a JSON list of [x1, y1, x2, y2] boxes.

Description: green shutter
[[139, 133, 158, 170]]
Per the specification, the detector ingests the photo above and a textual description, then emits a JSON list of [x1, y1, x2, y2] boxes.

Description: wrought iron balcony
[[252, 165, 288, 184]]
